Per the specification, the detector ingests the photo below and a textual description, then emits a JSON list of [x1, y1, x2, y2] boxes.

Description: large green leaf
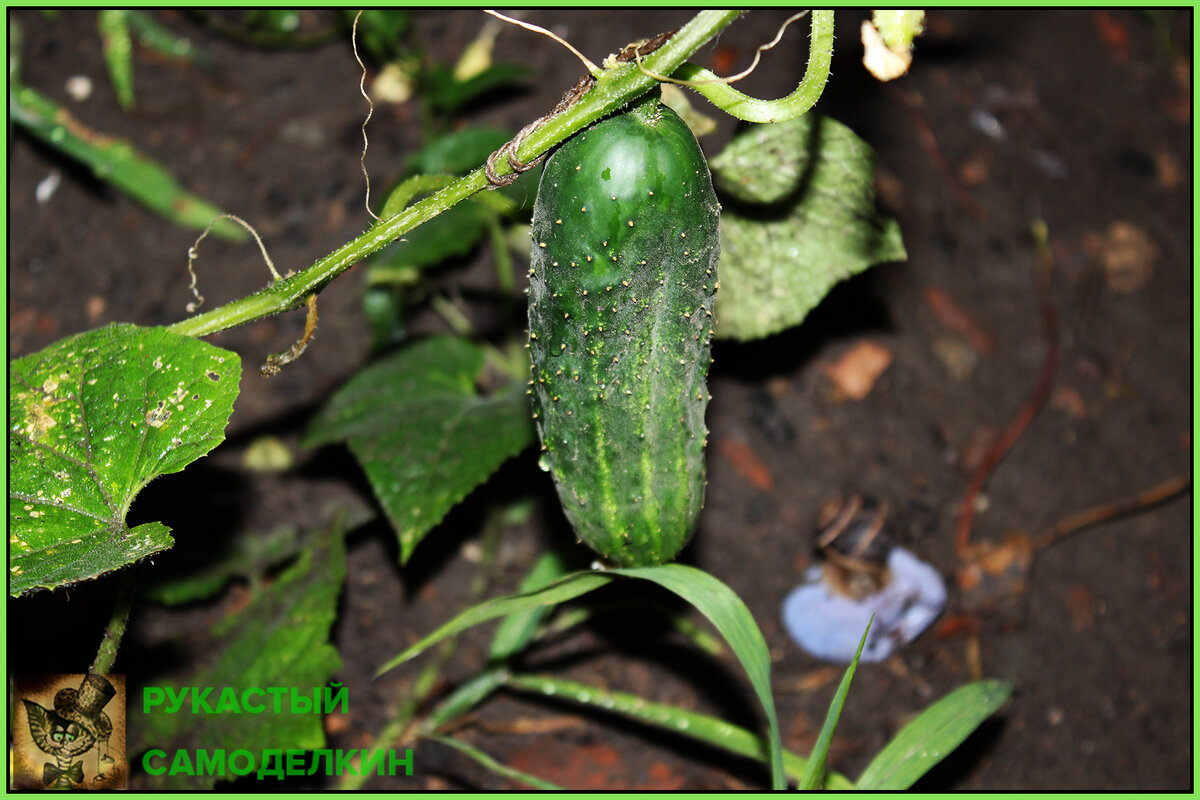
[[854, 680, 1013, 789], [304, 337, 534, 562], [377, 564, 787, 789], [8, 324, 240, 596], [710, 114, 906, 341], [135, 520, 347, 789]]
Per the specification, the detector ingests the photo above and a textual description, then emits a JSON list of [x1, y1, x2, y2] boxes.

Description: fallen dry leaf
[[1085, 220, 1159, 293], [1067, 583, 1096, 632], [924, 287, 996, 353], [1092, 10, 1131, 64], [823, 340, 893, 401], [1050, 384, 1089, 418], [933, 335, 979, 380], [717, 436, 775, 492]]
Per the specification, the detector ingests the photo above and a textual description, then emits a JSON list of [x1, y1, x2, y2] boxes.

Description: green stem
[[165, 10, 743, 340], [672, 9, 835, 123], [91, 574, 136, 674]]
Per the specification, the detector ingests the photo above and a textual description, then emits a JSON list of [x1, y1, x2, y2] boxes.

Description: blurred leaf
[[10, 16, 22, 84], [371, 200, 491, 272], [8, 324, 240, 596], [126, 10, 211, 67], [504, 674, 851, 786], [347, 9, 411, 63], [10, 84, 248, 240], [424, 62, 530, 115], [855, 680, 1013, 789], [799, 617, 870, 789], [242, 9, 304, 35], [304, 337, 534, 563], [427, 734, 562, 790], [710, 114, 906, 340], [134, 519, 347, 789], [142, 525, 303, 606], [98, 10, 135, 110], [405, 126, 511, 176]]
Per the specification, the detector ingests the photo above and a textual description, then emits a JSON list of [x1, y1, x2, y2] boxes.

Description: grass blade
[[374, 571, 612, 676], [10, 84, 246, 240], [611, 564, 786, 790], [426, 733, 562, 790], [504, 673, 851, 785], [799, 615, 872, 789], [854, 679, 1013, 789], [489, 550, 570, 662], [98, 10, 135, 110]]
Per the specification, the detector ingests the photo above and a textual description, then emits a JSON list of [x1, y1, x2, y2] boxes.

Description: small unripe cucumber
[[528, 90, 720, 566]]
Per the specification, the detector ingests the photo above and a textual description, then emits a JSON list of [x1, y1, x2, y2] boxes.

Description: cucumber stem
[[671, 10, 835, 123], [166, 10, 745, 340]]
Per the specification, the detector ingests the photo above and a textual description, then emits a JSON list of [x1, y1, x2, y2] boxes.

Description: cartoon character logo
[[18, 674, 120, 789]]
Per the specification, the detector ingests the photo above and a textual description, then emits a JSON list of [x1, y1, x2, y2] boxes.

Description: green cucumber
[[528, 90, 720, 566]]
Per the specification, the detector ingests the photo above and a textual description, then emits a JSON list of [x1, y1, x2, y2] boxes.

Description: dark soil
[[8, 9, 1192, 791]]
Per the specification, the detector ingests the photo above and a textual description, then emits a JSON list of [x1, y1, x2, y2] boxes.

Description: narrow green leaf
[[134, 520, 347, 789], [9, 85, 247, 240], [304, 337, 534, 563], [8, 324, 240, 596], [98, 10, 135, 110], [800, 615, 871, 789], [375, 571, 613, 676], [710, 114, 906, 340], [489, 550, 570, 662], [126, 11, 211, 67], [504, 673, 843, 785], [381, 564, 787, 787], [421, 668, 508, 735], [427, 734, 562, 790], [610, 564, 787, 790], [855, 680, 1013, 790]]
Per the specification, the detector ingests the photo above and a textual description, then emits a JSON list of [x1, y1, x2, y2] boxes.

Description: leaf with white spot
[[8, 323, 241, 596], [303, 336, 534, 563], [710, 114, 907, 341]]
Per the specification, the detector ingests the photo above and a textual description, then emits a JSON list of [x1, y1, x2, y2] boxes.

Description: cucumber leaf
[[8, 324, 240, 596], [304, 337, 534, 563], [711, 114, 906, 340]]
